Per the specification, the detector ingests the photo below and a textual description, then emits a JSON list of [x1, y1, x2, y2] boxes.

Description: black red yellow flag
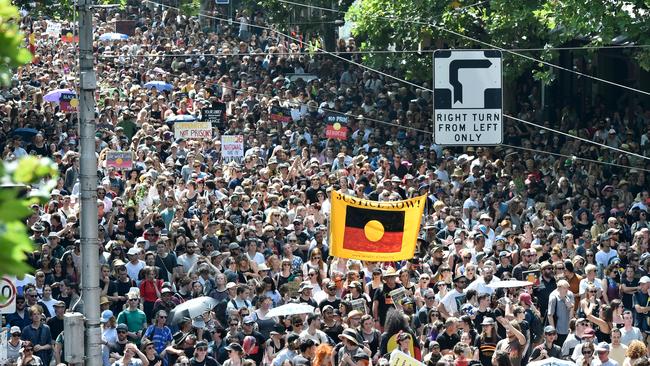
[[330, 191, 426, 261]]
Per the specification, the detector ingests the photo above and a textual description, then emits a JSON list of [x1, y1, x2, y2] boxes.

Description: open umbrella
[[487, 280, 534, 289], [12, 128, 39, 140], [99, 32, 129, 41], [43, 89, 75, 102], [528, 358, 576, 366], [168, 296, 218, 325], [265, 303, 314, 318], [165, 114, 196, 123], [144, 81, 173, 91]]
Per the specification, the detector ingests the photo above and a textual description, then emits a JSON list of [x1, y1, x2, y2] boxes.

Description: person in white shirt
[[177, 242, 200, 273], [439, 275, 467, 318], [466, 265, 499, 295], [619, 310, 643, 345], [299, 314, 329, 345], [125, 247, 145, 284]]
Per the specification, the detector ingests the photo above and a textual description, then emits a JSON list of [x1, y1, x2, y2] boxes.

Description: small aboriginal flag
[[330, 191, 426, 261]]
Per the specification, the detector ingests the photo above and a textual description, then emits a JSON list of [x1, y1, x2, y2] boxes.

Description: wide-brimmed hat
[[338, 328, 360, 345], [383, 267, 398, 277], [480, 317, 496, 326]]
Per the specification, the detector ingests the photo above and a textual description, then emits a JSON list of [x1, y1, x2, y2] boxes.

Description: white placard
[[174, 122, 212, 139], [45, 21, 62, 38], [221, 135, 244, 161]]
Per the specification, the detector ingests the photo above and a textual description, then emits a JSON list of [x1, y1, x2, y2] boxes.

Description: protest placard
[[45, 21, 62, 38], [270, 106, 291, 123], [59, 93, 77, 112], [350, 298, 366, 314], [221, 135, 244, 161], [174, 122, 212, 139], [202, 104, 226, 128], [106, 151, 134, 170]]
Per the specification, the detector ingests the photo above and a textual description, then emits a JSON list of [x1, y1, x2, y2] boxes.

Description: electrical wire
[[501, 144, 650, 173], [273, 0, 650, 97], [142, 0, 427, 91], [503, 114, 650, 162], [95, 43, 650, 60], [132, 1, 650, 163], [138, 0, 650, 160], [103, 55, 646, 173]]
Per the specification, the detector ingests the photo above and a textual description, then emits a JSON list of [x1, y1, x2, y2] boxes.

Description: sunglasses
[[118, 330, 128, 334], [583, 350, 593, 355]]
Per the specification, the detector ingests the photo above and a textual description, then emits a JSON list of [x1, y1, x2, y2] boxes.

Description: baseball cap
[[10, 326, 21, 335]]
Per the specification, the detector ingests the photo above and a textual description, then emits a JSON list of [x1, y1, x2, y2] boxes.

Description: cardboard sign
[[221, 135, 244, 161], [389, 350, 424, 366], [389, 287, 406, 305], [106, 151, 134, 170], [59, 93, 77, 112], [174, 122, 212, 139], [285, 278, 302, 298], [350, 298, 366, 314], [522, 269, 541, 287], [202, 104, 226, 128], [270, 106, 291, 123]]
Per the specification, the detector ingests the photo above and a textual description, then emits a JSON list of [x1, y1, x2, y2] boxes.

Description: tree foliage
[[0, 157, 59, 278], [0, 0, 32, 86], [346, 0, 650, 83]]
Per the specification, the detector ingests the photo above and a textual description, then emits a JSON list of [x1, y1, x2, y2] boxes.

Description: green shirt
[[116, 308, 146, 345]]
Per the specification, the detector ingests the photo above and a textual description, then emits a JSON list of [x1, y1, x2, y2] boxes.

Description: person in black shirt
[[529, 326, 562, 361], [436, 317, 460, 355], [46, 301, 66, 341], [190, 340, 220, 366], [372, 267, 402, 326]]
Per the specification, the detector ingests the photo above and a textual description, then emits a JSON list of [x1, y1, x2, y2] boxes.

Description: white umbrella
[[528, 357, 576, 366], [487, 280, 534, 289], [266, 303, 314, 318], [168, 296, 218, 324]]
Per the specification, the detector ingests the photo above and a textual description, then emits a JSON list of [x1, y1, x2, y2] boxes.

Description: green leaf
[[12, 155, 40, 183], [0, 200, 31, 222]]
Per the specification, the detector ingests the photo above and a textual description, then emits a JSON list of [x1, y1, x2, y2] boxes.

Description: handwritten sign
[[221, 135, 244, 161], [174, 122, 212, 139], [270, 106, 291, 123], [106, 151, 133, 170], [389, 350, 424, 366], [325, 124, 348, 140], [45, 21, 62, 38]]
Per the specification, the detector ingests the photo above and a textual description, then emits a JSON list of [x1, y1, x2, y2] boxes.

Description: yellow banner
[[329, 191, 426, 261]]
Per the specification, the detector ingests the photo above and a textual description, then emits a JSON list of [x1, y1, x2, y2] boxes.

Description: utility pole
[[77, 0, 101, 365]]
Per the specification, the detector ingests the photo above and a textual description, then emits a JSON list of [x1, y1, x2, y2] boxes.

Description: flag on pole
[[329, 191, 426, 261]]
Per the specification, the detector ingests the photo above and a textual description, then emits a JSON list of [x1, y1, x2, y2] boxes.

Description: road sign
[[433, 50, 502, 145], [0, 276, 17, 314]]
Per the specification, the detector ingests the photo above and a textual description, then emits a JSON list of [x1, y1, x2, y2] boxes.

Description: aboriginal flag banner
[[330, 191, 426, 261]]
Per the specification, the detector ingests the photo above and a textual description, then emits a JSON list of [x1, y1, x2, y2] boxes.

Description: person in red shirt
[[139, 266, 163, 323]]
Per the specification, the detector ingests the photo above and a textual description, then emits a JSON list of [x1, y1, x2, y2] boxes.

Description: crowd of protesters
[[2, 2, 650, 366]]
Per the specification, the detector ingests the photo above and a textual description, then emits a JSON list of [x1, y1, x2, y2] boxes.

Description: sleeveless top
[[253, 311, 277, 339], [606, 278, 620, 302]]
